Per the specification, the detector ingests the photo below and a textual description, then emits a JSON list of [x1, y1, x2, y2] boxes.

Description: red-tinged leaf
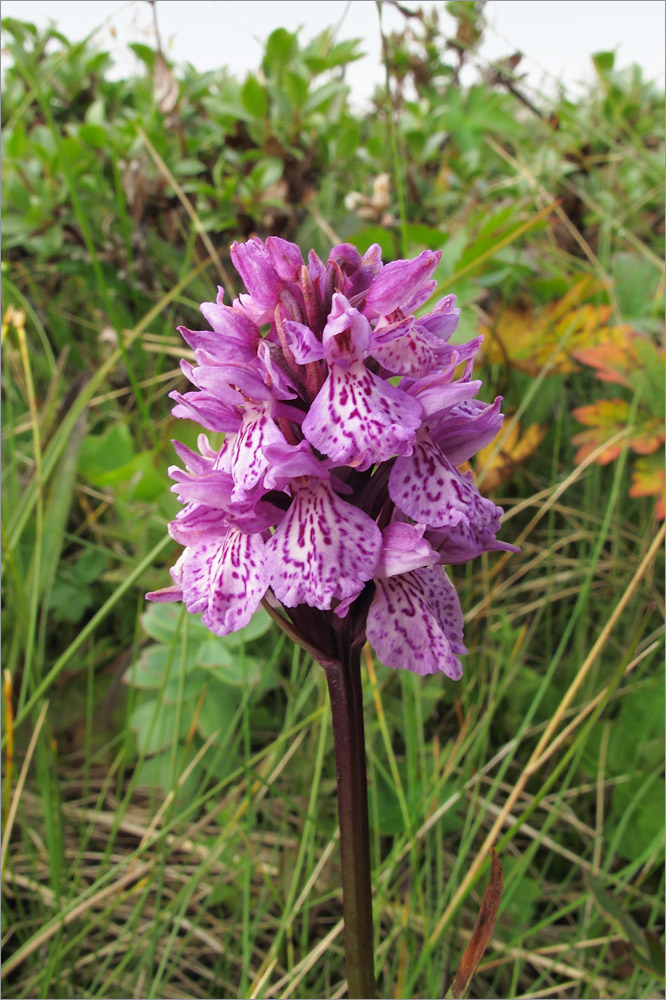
[[479, 279, 632, 377], [571, 398, 629, 465], [572, 398, 631, 428], [629, 418, 665, 456], [630, 455, 665, 521], [448, 849, 503, 999], [572, 343, 636, 388]]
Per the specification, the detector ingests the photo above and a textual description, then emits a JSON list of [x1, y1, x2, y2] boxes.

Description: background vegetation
[[2, 3, 664, 997]]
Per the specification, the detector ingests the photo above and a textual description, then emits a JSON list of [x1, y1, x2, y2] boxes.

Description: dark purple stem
[[324, 643, 376, 999]]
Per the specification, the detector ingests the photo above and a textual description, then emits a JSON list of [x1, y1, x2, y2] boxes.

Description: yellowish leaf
[[479, 279, 632, 376], [475, 419, 546, 491]]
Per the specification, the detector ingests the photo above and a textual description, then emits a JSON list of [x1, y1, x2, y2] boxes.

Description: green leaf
[[195, 639, 234, 669], [220, 607, 272, 647], [79, 422, 134, 483], [129, 697, 191, 754], [241, 76, 268, 118], [195, 685, 241, 742], [609, 775, 665, 862], [593, 50, 615, 74], [78, 124, 107, 149], [129, 42, 156, 71], [586, 875, 646, 952], [263, 28, 298, 72], [141, 603, 212, 645], [204, 656, 264, 687]]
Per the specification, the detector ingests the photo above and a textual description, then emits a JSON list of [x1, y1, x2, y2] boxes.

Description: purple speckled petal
[[202, 528, 268, 635], [231, 406, 286, 500], [265, 481, 382, 609], [389, 427, 502, 530], [427, 521, 520, 565], [302, 359, 423, 471], [369, 324, 465, 377], [322, 293, 372, 362], [168, 502, 228, 545], [366, 567, 464, 678], [414, 565, 466, 654], [283, 320, 325, 364], [431, 396, 504, 465]]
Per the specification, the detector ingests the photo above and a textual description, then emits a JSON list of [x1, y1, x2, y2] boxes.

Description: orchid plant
[[147, 237, 516, 997]]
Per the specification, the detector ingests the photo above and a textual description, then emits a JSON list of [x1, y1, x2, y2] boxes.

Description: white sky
[[2, 0, 665, 106]]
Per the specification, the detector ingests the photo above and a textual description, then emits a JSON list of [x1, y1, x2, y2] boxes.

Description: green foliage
[[126, 604, 278, 797]]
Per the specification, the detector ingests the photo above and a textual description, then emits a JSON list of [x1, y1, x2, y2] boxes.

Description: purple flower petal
[[322, 293, 372, 362], [364, 250, 440, 318], [202, 528, 268, 635], [170, 390, 241, 434], [366, 567, 464, 679], [263, 440, 330, 491], [302, 359, 423, 471], [370, 324, 470, 377], [283, 320, 325, 365], [146, 585, 183, 603], [266, 236, 304, 281], [389, 427, 502, 529], [419, 294, 460, 337], [428, 521, 520, 565], [178, 528, 268, 635], [231, 406, 287, 500], [407, 371, 482, 419], [431, 396, 504, 465], [265, 481, 382, 609], [230, 238, 281, 311], [376, 522, 440, 577]]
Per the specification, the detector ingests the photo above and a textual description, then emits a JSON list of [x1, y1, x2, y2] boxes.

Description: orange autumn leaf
[[475, 419, 546, 491], [573, 331, 665, 395], [572, 399, 664, 466], [572, 342, 636, 387], [479, 278, 631, 376], [571, 398, 631, 465]]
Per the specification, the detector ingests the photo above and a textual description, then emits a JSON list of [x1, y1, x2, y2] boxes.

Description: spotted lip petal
[[389, 427, 502, 530], [230, 405, 287, 501], [177, 527, 268, 636], [366, 567, 465, 679], [265, 481, 382, 610], [302, 358, 423, 470]]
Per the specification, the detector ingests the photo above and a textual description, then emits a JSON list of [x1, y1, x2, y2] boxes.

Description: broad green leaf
[[195, 686, 241, 742], [241, 76, 268, 118], [129, 697, 191, 755]]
